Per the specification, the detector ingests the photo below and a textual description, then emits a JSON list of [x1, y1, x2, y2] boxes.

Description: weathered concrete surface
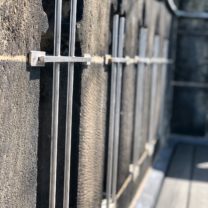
[[157, 3, 173, 146], [0, 1, 48, 207], [117, 0, 140, 192], [171, 0, 208, 136], [117, 1, 173, 207], [116, 2, 144, 206], [76, 0, 110, 207], [19, 0, 172, 207]]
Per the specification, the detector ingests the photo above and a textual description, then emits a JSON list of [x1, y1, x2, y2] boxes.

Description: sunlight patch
[[197, 162, 208, 169]]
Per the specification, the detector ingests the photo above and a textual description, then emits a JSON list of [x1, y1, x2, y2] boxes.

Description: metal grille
[[29, 1, 172, 208], [105, 15, 125, 208]]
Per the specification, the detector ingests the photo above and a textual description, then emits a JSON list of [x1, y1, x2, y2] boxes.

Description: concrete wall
[[76, 0, 110, 207], [0, 0, 173, 208], [0, 0, 48, 207]]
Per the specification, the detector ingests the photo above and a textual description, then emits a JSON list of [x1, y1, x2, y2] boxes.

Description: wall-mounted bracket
[[129, 164, 140, 181], [145, 140, 157, 157], [29, 51, 91, 67], [101, 199, 116, 208]]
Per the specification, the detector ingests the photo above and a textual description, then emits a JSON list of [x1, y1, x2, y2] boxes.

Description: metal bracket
[[29, 51, 91, 67], [104, 55, 135, 65], [145, 140, 157, 156], [128, 139, 157, 182], [129, 164, 140, 181], [29, 51, 46, 67], [101, 199, 116, 208]]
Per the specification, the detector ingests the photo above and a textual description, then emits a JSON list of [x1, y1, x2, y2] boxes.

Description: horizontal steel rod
[[116, 142, 155, 201], [115, 143, 154, 202], [116, 174, 132, 200], [178, 29, 208, 37], [111, 57, 127, 63], [29, 51, 173, 66], [172, 81, 208, 89], [44, 55, 91, 64], [166, 0, 208, 19]]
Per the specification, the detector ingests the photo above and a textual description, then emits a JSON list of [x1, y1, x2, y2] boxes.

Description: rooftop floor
[[156, 143, 208, 208]]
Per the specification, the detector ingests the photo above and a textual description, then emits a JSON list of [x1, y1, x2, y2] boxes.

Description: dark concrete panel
[[171, 0, 208, 137], [171, 88, 207, 136]]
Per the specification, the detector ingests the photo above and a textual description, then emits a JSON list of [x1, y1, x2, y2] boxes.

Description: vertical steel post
[[63, 0, 77, 207], [148, 36, 160, 142], [106, 15, 119, 208], [49, 0, 62, 207], [132, 28, 148, 168], [112, 17, 125, 204], [157, 40, 169, 132]]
